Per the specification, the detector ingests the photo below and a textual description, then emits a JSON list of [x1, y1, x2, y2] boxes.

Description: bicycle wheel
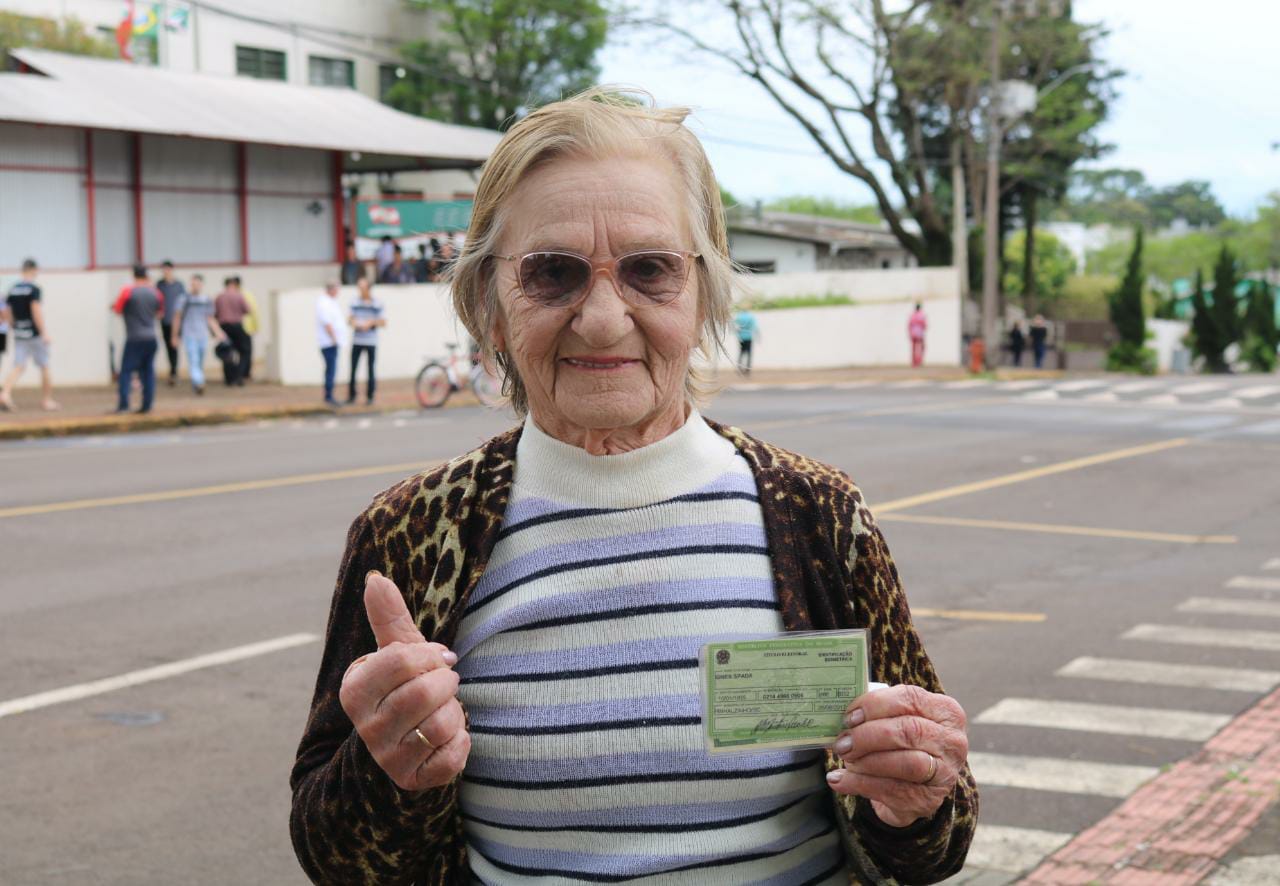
[[471, 366, 504, 408], [416, 362, 453, 408]]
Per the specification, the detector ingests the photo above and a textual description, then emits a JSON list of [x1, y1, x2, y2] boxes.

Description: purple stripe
[[756, 840, 845, 886], [499, 470, 759, 526], [471, 522, 769, 609], [464, 748, 819, 781], [458, 630, 776, 680], [454, 577, 777, 657], [460, 787, 824, 829], [468, 814, 834, 876], [466, 693, 698, 729]]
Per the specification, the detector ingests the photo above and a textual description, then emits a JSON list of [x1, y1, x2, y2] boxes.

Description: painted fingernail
[[825, 769, 843, 785], [845, 709, 865, 729], [834, 735, 853, 755], [441, 651, 459, 666], [365, 569, 382, 582]]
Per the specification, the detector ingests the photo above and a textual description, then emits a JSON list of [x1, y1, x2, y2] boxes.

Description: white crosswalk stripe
[[1143, 393, 1181, 405], [887, 379, 931, 388], [1170, 382, 1226, 395], [1112, 380, 1163, 393], [1235, 385, 1280, 400], [1124, 623, 1280, 652], [1227, 575, 1280, 591], [1053, 380, 1108, 392], [1022, 389, 1060, 400], [942, 379, 991, 389], [967, 751, 1156, 798], [960, 825, 1072, 874], [996, 379, 1046, 390], [1177, 597, 1280, 618], [1057, 656, 1280, 693], [1264, 559, 1280, 571], [1206, 397, 1246, 409], [975, 698, 1230, 740]]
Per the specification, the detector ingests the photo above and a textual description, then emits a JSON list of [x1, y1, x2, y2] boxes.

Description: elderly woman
[[290, 89, 977, 885]]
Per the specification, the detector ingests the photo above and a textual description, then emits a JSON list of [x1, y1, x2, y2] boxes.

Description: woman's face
[[492, 153, 701, 443]]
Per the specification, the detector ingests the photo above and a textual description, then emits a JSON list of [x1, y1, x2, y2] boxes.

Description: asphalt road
[[2, 375, 1279, 885]]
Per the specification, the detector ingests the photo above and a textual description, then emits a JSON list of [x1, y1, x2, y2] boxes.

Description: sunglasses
[[493, 249, 700, 309]]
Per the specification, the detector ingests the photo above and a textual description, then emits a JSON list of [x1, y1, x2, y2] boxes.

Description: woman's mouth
[[562, 357, 638, 371]]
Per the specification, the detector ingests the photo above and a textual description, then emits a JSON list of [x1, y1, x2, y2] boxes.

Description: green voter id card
[[701, 631, 868, 753]]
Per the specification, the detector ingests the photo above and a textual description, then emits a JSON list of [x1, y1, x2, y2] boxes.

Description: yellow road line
[[0, 460, 442, 519], [880, 513, 1236, 545], [751, 397, 1007, 431], [912, 607, 1046, 623], [876, 438, 1192, 513]]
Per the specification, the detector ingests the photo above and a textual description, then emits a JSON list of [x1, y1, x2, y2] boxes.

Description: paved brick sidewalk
[[0, 365, 1054, 440], [1024, 685, 1280, 884]]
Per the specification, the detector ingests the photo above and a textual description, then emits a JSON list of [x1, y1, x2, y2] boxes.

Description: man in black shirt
[[156, 260, 187, 386], [0, 258, 58, 412]]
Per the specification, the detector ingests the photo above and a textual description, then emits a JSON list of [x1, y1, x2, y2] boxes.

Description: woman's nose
[[573, 271, 631, 343]]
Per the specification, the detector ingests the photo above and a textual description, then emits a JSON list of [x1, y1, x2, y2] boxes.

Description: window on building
[[739, 261, 777, 274], [378, 64, 406, 102], [236, 45, 286, 80], [309, 55, 355, 88]]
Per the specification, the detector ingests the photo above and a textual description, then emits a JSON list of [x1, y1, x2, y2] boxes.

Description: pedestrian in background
[[347, 278, 385, 405], [156, 259, 186, 387], [112, 264, 162, 414], [236, 275, 260, 382], [908, 301, 928, 367], [1009, 320, 1026, 367], [170, 273, 224, 395], [734, 306, 758, 375], [215, 276, 252, 386], [0, 289, 7, 380], [0, 258, 58, 412], [1030, 314, 1049, 369], [340, 242, 365, 285], [378, 245, 415, 284], [374, 235, 395, 277], [316, 280, 346, 408], [413, 243, 432, 282]]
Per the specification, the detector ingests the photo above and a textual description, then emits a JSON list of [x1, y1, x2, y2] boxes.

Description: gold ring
[[413, 727, 434, 750], [923, 753, 939, 785]]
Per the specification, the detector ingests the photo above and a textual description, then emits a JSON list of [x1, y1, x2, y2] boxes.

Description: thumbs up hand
[[338, 571, 471, 792]]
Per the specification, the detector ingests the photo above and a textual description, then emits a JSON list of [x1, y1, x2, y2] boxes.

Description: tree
[[764, 196, 881, 224], [632, 0, 1116, 270], [1241, 280, 1279, 373], [1002, 229, 1072, 313], [0, 12, 117, 59], [387, 0, 607, 130], [1211, 243, 1242, 347], [1189, 269, 1228, 373], [1106, 228, 1153, 373], [1146, 180, 1225, 229]]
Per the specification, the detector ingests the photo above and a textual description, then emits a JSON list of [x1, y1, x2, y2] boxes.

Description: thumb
[[363, 570, 426, 648]]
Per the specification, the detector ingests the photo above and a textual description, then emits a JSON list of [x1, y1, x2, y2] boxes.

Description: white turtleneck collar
[[513, 409, 740, 508]]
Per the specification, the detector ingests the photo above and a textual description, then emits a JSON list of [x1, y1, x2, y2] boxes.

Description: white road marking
[[1083, 391, 1120, 402], [967, 751, 1157, 798], [1227, 576, 1280, 591], [962, 824, 1072, 874], [831, 380, 877, 390], [942, 379, 991, 389], [1234, 385, 1280, 400], [392, 418, 409, 428], [1022, 389, 1061, 400], [1170, 382, 1225, 395], [1057, 656, 1280, 693], [1112, 381, 1163, 393], [996, 380, 1045, 391], [1124, 623, 1280, 652], [887, 379, 931, 388], [1208, 855, 1280, 885], [0, 633, 318, 719], [356, 418, 373, 430], [1206, 397, 1246, 409], [1143, 394, 1181, 405], [1178, 597, 1280, 618], [1264, 559, 1280, 571], [975, 698, 1230, 741], [1053, 380, 1108, 392]]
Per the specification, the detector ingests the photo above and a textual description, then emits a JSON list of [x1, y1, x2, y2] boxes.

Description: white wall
[[728, 232, 817, 274], [274, 283, 462, 386], [1149, 318, 1191, 373]]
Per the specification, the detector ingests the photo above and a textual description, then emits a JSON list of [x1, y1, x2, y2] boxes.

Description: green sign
[[356, 199, 473, 237]]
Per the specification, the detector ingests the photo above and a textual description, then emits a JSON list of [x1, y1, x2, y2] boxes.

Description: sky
[[598, 0, 1280, 217]]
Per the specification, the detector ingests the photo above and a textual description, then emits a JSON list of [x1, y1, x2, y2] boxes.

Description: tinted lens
[[518, 252, 590, 306], [618, 252, 687, 303]]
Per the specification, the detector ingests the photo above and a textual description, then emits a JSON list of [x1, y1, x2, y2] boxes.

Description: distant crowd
[[340, 233, 461, 286]]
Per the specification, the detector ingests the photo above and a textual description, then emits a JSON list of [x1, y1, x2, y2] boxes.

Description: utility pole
[[981, 3, 1004, 368]]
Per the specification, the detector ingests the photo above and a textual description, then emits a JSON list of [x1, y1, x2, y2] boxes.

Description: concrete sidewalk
[[0, 365, 1058, 440]]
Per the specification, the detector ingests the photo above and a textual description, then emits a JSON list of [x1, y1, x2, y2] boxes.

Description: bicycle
[[415, 343, 504, 409]]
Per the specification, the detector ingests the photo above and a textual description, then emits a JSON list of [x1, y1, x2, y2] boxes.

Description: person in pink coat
[[908, 302, 927, 367]]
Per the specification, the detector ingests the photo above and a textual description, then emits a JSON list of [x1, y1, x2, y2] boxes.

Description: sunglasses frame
[[492, 249, 701, 309]]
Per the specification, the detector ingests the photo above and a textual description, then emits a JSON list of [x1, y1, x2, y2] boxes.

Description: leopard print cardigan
[[290, 420, 978, 885]]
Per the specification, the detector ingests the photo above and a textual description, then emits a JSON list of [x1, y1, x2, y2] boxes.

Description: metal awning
[[1, 48, 500, 170]]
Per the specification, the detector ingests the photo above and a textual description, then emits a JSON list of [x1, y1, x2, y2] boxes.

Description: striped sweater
[[454, 412, 845, 884]]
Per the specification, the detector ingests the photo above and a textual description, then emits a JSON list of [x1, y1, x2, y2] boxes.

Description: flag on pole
[[115, 0, 137, 61]]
